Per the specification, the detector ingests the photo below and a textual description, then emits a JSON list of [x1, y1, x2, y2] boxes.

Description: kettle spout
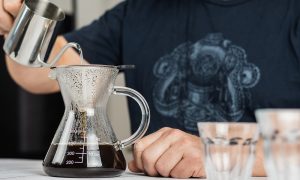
[[38, 42, 82, 67]]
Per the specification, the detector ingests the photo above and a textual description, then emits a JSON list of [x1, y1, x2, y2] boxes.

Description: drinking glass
[[255, 109, 300, 180], [198, 122, 259, 180]]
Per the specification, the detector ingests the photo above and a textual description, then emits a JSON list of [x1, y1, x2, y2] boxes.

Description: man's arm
[[5, 36, 84, 94]]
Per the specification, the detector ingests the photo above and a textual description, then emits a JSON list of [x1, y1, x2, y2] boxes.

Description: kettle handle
[[37, 42, 82, 67], [112, 86, 150, 150]]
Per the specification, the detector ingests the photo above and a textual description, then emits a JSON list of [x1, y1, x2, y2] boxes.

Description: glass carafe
[[43, 65, 150, 178]]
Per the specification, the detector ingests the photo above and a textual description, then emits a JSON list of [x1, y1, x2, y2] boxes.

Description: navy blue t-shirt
[[64, 0, 300, 134]]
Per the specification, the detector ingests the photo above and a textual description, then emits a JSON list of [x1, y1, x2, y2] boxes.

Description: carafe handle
[[113, 86, 150, 150]]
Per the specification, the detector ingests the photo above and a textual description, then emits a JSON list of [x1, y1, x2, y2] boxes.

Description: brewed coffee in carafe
[[43, 65, 150, 177], [43, 144, 126, 177]]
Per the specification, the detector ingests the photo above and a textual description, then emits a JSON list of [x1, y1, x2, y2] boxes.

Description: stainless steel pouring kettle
[[3, 0, 80, 67]]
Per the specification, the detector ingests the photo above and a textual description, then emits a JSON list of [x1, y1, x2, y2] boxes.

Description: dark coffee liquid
[[43, 144, 126, 177]]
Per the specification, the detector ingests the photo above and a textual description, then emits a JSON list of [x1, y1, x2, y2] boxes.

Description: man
[[6, 0, 299, 178]]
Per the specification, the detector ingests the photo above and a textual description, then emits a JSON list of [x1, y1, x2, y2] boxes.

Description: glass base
[[43, 166, 124, 178]]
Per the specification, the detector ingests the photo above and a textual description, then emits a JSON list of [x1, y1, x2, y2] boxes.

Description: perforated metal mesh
[[55, 65, 119, 108]]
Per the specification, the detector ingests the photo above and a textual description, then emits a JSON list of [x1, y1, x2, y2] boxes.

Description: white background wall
[[49, 0, 132, 160], [76, 0, 123, 27], [50, 0, 123, 27]]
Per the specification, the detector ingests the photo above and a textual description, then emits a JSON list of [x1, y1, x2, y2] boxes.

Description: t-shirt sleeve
[[63, 1, 127, 65]]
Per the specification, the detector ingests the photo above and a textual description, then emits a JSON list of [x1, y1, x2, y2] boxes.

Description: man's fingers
[[3, 0, 23, 17], [0, 14, 13, 32], [154, 143, 184, 177], [0, 1, 14, 32], [141, 129, 184, 176], [132, 128, 205, 178], [0, 30, 5, 35], [128, 160, 142, 173], [170, 157, 205, 179], [133, 127, 171, 171]]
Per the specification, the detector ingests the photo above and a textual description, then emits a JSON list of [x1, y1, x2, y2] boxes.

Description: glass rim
[[197, 122, 259, 139], [25, 0, 65, 21], [197, 122, 257, 126], [255, 108, 300, 113]]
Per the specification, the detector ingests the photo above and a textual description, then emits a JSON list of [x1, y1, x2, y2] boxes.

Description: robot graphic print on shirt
[[153, 33, 261, 132]]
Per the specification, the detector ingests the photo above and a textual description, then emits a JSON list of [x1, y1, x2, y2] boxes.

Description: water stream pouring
[[43, 65, 150, 177], [3, 0, 81, 67]]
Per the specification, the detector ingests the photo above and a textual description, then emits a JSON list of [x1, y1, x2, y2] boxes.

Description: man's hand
[[128, 127, 205, 178], [0, 0, 22, 36]]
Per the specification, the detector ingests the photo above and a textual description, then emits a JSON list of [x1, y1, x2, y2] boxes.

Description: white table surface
[[0, 159, 267, 180]]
